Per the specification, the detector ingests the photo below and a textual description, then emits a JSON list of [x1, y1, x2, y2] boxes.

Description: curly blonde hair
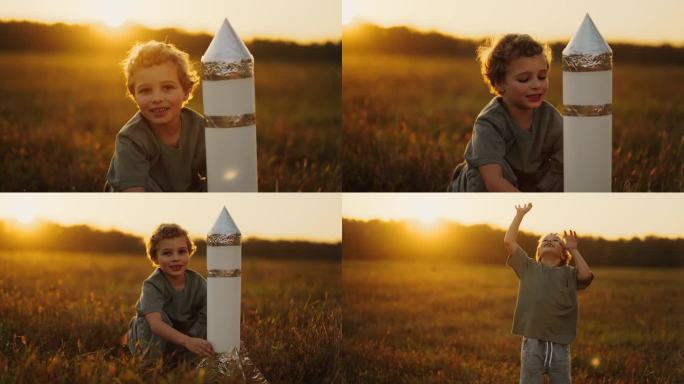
[[121, 40, 199, 104], [477, 34, 552, 96], [145, 223, 197, 266], [534, 233, 571, 266]]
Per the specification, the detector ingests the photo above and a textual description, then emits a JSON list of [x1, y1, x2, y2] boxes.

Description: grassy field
[[342, 53, 684, 191], [0, 52, 341, 191], [342, 260, 684, 383], [0, 251, 341, 383]]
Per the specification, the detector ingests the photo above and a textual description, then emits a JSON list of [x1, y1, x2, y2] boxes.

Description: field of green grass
[[0, 52, 341, 191], [342, 53, 684, 191], [342, 260, 684, 383], [0, 251, 341, 383]]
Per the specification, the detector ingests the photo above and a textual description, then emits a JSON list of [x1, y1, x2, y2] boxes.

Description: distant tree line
[[343, 23, 684, 65], [343, 219, 684, 268], [0, 21, 340, 61], [0, 220, 340, 261]]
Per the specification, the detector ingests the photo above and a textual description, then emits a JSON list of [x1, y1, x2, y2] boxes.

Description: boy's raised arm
[[504, 203, 532, 254], [564, 230, 594, 287]]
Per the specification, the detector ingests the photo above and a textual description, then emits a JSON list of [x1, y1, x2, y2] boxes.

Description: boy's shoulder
[[181, 107, 207, 126], [179, 107, 208, 138], [538, 100, 563, 121], [474, 97, 510, 132], [142, 268, 166, 287], [185, 268, 207, 284], [117, 112, 154, 143]]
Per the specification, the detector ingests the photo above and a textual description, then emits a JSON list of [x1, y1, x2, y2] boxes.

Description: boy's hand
[[183, 337, 215, 358], [564, 230, 579, 250], [515, 203, 533, 216]]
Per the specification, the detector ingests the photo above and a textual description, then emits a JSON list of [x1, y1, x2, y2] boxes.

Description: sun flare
[[342, 0, 357, 26], [16, 211, 36, 225], [98, 0, 128, 28]]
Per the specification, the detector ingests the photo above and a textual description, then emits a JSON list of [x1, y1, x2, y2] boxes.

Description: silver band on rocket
[[562, 53, 612, 72], [208, 269, 241, 278], [202, 60, 254, 80], [563, 104, 612, 117], [206, 113, 256, 128], [207, 233, 242, 246]]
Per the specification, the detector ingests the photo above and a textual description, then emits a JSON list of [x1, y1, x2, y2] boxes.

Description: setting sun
[[98, 0, 128, 28], [8, 204, 37, 225], [342, 0, 357, 26]]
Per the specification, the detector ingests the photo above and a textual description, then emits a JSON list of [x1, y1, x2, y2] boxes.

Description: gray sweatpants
[[127, 312, 206, 361], [520, 336, 571, 384]]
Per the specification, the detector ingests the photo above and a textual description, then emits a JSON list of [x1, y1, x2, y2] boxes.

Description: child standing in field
[[449, 34, 563, 192], [106, 41, 207, 192], [504, 203, 593, 383], [127, 223, 214, 362]]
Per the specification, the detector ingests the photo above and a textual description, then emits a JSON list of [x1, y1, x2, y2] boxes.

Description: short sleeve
[[506, 246, 532, 279], [575, 268, 594, 290], [466, 120, 507, 168], [138, 280, 165, 315], [106, 134, 150, 191]]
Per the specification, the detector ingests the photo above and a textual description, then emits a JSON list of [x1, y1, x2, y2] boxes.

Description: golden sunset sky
[[343, 193, 684, 240], [0, 194, 341, 242], [343, 0, 684, 45], [1, 0, 341, 42]]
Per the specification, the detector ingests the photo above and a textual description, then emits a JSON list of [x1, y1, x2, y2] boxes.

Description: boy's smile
[[132, 61, 189, 133]]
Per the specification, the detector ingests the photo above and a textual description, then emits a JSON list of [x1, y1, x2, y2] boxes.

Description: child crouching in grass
[[449, 34, 563, 192], [127, 223, 214, 362], [106, 41, 207, 192], [504, 203, 593, 383]]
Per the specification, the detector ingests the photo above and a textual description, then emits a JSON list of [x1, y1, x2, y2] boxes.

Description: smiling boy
[[106, 41, 207, 192], [449, 34, 563, 192], [127, 224, 214, 362]]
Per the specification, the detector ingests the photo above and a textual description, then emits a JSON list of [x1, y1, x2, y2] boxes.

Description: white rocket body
[[562, 14, 613, 192], [206, 207, 242, 353], [202, 19, 258, 192]]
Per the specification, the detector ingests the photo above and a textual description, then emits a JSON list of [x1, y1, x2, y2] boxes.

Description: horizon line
[[2, 218, 342, 244], [342, 19, 684, 48], [342, 216, 684, 241], [0, 18, 342, 45]]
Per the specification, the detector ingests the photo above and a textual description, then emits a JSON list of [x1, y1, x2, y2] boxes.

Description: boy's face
[[497, 53, 548, 110], [153, 236, 190, 279], [132, 61, 189, 128], [539, 234, 564, 261]]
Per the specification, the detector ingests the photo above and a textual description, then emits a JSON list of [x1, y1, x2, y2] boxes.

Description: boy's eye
[[539, 76, 547, 80], [162, 250, 172, 256], [163, 85, 174, 90], [138, 88, 151, 94], [517, 78, 529, 83]]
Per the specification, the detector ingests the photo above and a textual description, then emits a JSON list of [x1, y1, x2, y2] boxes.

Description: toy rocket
[[206, 206, 242, 353], [203, 206, 268, 383], [202, 19, 258, 192], [562, 13, 613, 191]]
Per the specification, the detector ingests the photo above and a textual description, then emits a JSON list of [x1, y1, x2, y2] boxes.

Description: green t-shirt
[[464, 97, 563, 191], [507, 246, 592, 344], [106, 107, 207, 192], [135, 268, 207, 334]]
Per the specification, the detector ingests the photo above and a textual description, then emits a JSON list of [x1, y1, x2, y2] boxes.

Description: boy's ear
[[494, 82, 505, 95]]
